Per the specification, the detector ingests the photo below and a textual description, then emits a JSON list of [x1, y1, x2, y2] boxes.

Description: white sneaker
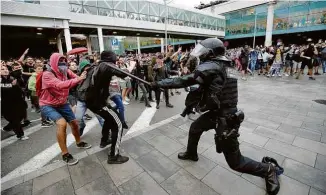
[[272, 74, 275, 77], [18, 136, 29, 141], [267, 74, 271, 77], [123, 101, 129, 105], [278, 74, 282, 77], [125, 97, 130, 102], [241, 77, 247, 81], [284, 73, 289, 76]]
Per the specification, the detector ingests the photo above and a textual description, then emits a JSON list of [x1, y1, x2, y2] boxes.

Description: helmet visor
[[190, 44, 210, 58]]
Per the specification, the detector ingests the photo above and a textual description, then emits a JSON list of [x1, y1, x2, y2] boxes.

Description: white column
[[264, 1, 276, 47], [161, 38, 164, 53], [57, 33, 63, 54], [97, 27, 104, 53], [86, 36, 92, 55], [63, 20, 72, 52], [137, 37, 141, 54]]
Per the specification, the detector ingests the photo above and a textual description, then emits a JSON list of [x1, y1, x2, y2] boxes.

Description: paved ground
[[1, 73, 326, 195], [1, 88, 187, 177]]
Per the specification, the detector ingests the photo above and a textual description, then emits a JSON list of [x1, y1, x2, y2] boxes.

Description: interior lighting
[[37, 32, 42, 35], [37, 28, 43, 30]]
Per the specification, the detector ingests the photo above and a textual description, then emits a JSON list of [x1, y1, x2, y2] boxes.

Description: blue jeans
[[249, 59, 257, 72], [75, 101, 104, 136], [41, 103, 75, 123], [322, 59, 326, 73], [110, 94, 125, 123]]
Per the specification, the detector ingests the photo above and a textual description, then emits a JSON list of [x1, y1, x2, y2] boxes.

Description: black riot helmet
[[190, 38, 229, 61]]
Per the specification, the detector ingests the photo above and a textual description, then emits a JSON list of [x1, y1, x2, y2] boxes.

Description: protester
[[75, 59, 105, 137], [39, 53, 91, 166], [80, 51, 136, 164], [153, 54, 174, 109], [28, 63, 53, 127]]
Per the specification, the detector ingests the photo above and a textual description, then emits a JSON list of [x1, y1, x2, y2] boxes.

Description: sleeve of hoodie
[[42, 71, 80, 90]]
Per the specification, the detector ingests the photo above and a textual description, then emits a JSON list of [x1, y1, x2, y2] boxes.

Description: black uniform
[[152, 38, 281, 195], [1, 76, 27, 138]]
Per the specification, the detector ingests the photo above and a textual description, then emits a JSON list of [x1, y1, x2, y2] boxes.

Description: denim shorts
[[41, 103, 75, 122]]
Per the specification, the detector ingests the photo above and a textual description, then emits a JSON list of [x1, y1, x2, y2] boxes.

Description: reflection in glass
[[67, 0, 224, 32], [98, 8, 114, 17]]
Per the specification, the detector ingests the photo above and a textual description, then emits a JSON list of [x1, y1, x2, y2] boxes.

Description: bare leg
[[56, 118, 69, 155], [69, 119, 81, 144]]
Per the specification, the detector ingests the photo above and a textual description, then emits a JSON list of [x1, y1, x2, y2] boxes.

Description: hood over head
[[100, 51, 117, 63], [50, 53, 67, 74], [49, 53, 67, 76]]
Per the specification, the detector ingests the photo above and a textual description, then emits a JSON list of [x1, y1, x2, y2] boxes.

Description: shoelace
[[262, 157, 284, 176]]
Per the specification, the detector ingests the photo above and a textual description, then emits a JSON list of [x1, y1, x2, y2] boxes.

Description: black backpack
[[76, 65, 100, 102]]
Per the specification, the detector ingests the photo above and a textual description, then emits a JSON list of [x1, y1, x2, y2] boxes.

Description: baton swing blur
[[106, 62, 165, 91]]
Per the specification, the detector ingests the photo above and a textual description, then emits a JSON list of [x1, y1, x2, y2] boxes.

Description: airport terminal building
[[198, 0, 326, 47]]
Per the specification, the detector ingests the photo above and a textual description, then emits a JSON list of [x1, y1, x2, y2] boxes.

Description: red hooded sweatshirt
[[39, 53, 80, 106]]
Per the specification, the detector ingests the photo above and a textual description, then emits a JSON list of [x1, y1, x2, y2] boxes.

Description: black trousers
[[155, 89, 169, 105], [89, 106, 123, 156], [186, 110, 269, 178], [2, 107, 25, 138], [131, 80, 138, 99], [138, 82, 150, 105]]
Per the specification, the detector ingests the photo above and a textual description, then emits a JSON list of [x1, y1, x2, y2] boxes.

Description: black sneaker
[[309, 77, 316, 80], [2, 123, 12, 132], [149, 99, 155, 102], [21, 120, 31, 127], [41, 121, 53, 128], [156, 105, 160, 109], [107, 154, 129, 164], [84, 114, 92, 120], [62, 153, 79, 166], [122, 122, 129, 129], [171, 92, 174, 96], [145, 104, 152, 108], [100, 138, 112, 148], [166, 103, 174, 108], [76, 141, 92, 149]]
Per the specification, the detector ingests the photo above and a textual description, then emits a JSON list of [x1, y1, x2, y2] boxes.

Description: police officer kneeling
[[151, 38, 281, 195]]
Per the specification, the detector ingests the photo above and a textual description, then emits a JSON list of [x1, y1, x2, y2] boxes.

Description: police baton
[[106, 63, 164, 91]]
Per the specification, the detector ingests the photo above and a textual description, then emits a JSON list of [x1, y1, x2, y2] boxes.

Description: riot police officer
[[151, 38, 281, 195]]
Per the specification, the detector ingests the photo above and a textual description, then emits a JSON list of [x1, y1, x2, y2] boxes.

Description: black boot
[[178, 152, 198, 161], [265, 165, 280, 195], [166, 103, 174, 108], [100, 138, 112, 148], [107, 154, 129, 164], [122, 122, 129, 129]]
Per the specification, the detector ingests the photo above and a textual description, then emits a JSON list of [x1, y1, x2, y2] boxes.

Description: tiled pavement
[[2, 76, 326, 195]]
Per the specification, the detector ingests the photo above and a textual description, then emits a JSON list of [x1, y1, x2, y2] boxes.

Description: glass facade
[[224, 0, 326, 39], [68, 0, 225, 31]]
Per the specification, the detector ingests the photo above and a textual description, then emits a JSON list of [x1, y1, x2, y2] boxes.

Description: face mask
[[58, 62, 68, 76], [11, 70, 22, 78]]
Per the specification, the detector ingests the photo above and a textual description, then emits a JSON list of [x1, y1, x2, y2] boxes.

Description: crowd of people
[[1, 38, 325, 164], [226, 38, 326, 80], [0, 45, 191, 164]]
